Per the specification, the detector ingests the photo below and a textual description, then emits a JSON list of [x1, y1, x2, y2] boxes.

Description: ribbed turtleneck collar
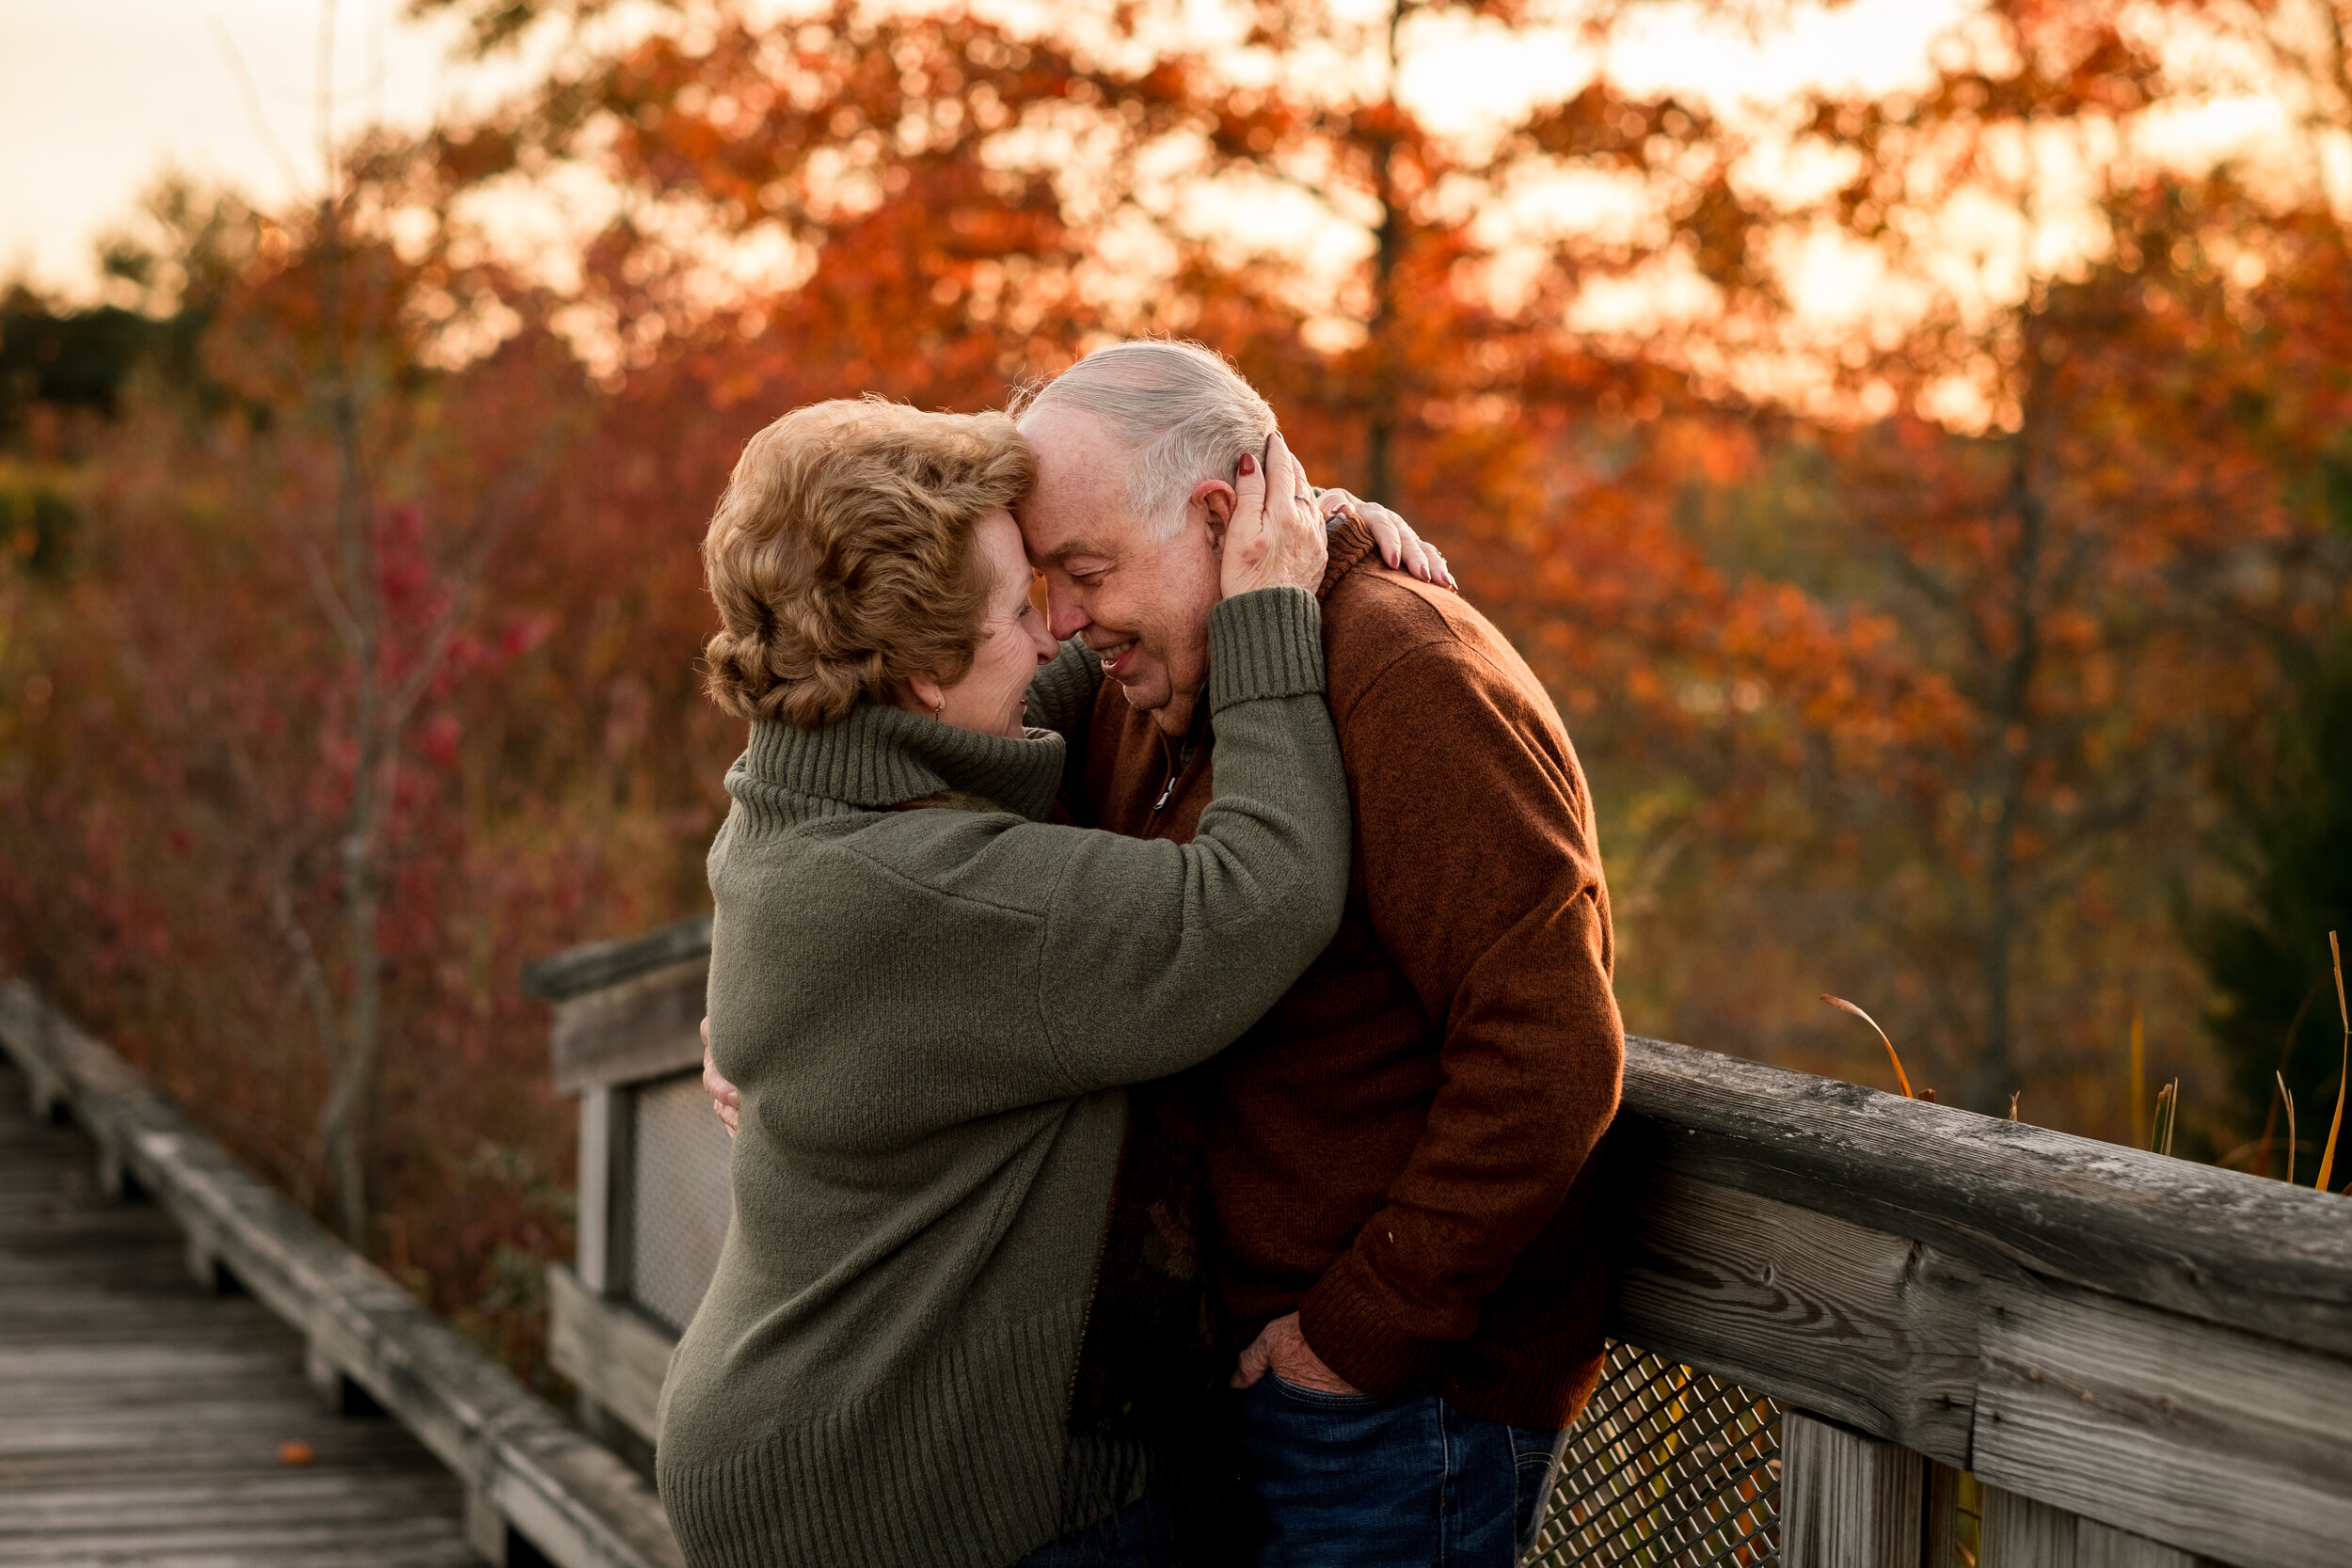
[[737, 702, 1065, 823], [1321, 513, 1383, 597]]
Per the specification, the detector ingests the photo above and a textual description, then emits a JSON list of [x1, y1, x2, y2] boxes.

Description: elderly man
[[1018, 341, 1622, 1566], [709, 342, 1623, 1565]]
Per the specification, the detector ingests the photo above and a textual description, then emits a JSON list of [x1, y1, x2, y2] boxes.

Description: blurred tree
[[13, 6, 2352, 1396], [1725, 0, 2352, 1117], [0, 177, 651, 1369], [411, 0, 1917, 874], [0, 294, 167, 432], [2202, 632, 2352, 1183]]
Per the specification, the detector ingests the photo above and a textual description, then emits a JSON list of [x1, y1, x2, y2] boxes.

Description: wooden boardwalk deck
[[0, 1060, 478, 1568]]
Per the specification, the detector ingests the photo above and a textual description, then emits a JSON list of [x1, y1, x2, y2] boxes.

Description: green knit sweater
[[656, 588, 1348, 1568]]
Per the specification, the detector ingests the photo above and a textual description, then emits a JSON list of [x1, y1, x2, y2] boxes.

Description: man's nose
[[1046, 583, 1089, 642]]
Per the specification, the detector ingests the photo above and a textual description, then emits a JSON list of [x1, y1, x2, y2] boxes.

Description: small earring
[[933, 697, 946, 719]]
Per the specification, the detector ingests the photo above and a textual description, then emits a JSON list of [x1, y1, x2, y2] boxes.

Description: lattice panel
[[1527, 1341, 1783, 1568], [628, 1069, 735, 1334]]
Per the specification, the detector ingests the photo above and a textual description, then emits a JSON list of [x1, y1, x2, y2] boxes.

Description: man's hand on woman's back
[[701, 1018, 740, 1139], [1316, 487, 1455, 591]]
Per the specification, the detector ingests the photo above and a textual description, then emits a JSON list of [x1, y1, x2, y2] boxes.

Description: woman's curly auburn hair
[[701, 399, 1037, 728]]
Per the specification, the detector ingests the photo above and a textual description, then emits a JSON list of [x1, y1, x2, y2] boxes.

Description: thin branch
[[209, 22, 312, 198], [317, 0, 341, 198], [267, 870, 344, 1091], [297, 537, 367, 655], [384, 605, 465, 735]]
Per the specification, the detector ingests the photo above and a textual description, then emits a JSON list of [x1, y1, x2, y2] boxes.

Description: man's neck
[[1149, 689, 1204, 745]]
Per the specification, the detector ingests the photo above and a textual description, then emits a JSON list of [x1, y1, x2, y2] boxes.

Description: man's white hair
[[1010, 340, 1278, 539]]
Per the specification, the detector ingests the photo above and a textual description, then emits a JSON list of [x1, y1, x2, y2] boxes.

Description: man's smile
[[1090, 637, 1138, 676]]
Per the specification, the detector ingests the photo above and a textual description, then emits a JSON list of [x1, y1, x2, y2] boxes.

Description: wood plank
[[0, 1516, 479, 1568], [522, 913, 711, 1004], [0, 1478, 479, 1532], [1981, 1485, 2076, 1568], [578, 1087, 614, 1292], [548, 958, 707, 1095], [547, 1262, 675, 1443], [2075, 1521, 2208, 1568], [1970, 1280, 2352, 1568], [1623, 1036, 2352, 1361], [1778, 1410, 1926, 1568], [0, 1433, 456, 1488], [1611, 1169, 1979, 1465]]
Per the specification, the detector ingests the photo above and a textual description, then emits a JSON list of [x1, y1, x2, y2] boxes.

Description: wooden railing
[[12, 922, 2345, 1568], [1611, 1037, 2352, 1567], [532, 917, 2352, 1568], [0, 979, 684, 1568]]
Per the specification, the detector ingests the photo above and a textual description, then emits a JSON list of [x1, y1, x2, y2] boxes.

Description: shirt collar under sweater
[[732, 701, 1065, 823]]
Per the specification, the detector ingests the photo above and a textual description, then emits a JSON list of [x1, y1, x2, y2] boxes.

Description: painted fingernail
[[1238, 453, 1257, 475]]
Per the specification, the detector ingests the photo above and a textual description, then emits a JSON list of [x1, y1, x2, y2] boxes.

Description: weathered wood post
[[1780, 1410, 1926, 1567], [525, 913, 728, 1471]]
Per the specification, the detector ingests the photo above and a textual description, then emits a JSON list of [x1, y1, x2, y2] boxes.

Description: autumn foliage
[[4, 0, 2351, 1370]]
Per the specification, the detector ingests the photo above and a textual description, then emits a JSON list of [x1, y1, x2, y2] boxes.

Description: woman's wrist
[[1206, 588, 1325, 713]]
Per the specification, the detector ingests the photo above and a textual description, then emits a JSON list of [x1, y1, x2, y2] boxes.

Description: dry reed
[[2255, 981, 2324, 1181], [1820, 994, 1914, 1099], [2152, 1080, 2180, 1157], [2319, 932, 2347, 1193], [2129, 1006, 2147, 1151], [2279, 1070, 2297, 1188]]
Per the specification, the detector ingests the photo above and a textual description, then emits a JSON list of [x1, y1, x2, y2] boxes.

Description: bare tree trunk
[[264, 0, 504, 1246], [297, 0, 388, 1248], [1964, 322, 2053, 1114], [1361, 0, 1408, 503], [315, 166, 389, 1246]]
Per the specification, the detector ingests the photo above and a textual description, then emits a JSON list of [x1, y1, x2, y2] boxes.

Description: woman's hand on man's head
[[1219, 432, 1329, 601]]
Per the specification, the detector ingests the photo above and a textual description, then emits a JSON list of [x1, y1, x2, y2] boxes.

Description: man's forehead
[[1016, 403, 1161, 556], [1020, 520, 1116, 565]]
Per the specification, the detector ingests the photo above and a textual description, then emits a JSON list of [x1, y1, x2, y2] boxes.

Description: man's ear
[[1191, 479, 1237, 551]]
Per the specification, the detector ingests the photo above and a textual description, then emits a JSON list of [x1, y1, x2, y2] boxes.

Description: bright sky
[[0, 0, 475, 293], [2, 0, 1970, 298]]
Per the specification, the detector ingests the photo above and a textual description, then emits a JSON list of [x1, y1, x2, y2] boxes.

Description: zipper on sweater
[[1065, 1227, 1108, 1419], [1150, 727, 1204, 824], [1065, 1127, 1127, 1422]]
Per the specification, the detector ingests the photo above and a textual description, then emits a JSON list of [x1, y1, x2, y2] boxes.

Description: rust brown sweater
[[1067, 517, 1625, 1431]]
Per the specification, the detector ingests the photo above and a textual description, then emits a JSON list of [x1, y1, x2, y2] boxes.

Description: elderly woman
[[654, 398, 1349, 1568]]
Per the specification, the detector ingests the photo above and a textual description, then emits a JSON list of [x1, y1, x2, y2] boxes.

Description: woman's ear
[[902, 672, 948, 717], [1192, 479, 1236, 551]]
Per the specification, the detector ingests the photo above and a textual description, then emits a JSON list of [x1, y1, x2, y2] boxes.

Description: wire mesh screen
[[1526, 1340, 1783, 1568], [628, 1069, 735, 1334]]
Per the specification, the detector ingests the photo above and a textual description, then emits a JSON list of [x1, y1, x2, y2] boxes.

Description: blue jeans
[[1232, 1376, 1566, 1567], [1011, 1490, 1179, 1567]]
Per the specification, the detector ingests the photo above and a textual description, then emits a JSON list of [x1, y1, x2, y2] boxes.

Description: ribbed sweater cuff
[[1205, 588, 1324, 714], [1297, 1252, 1439, 1395]]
